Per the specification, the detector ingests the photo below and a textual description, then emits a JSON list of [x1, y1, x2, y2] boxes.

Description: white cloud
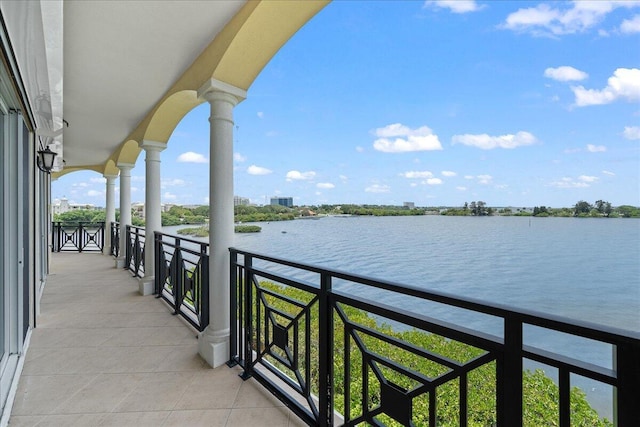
[[87, 190, 102, 197], [317, 182, 335, 189], [586, 144, 607, 152], [477, 174, 493, 185], [544, 66, 588, 82], [572, 68, 640, 106], [623, 126, 640, 140], [579, 175, 599, 183], [356, 146, 365, 153], [602, 170, 616, 176], [549, 175, 599, 189], [234, 152, 246, 162], [286, 170, 316, 181], [247, 165, 273, 175], [501, 1, 640, 36], [401, 171, 433, 179], [621, 14, 640, 33], [452, 131, 537, 149], [73, 182, 89, 188], [464, 175, 474, 180], [441, 170, 457, 177], [339, 175, 348, 182], [456, 186, 468, 191], [257, 111, 264, 119], [424, 0, 484, 14], [373, 123, 443, 153], [365, 184, 390, 193], [163, 192, 177, 201], [90, 177, 106, 184], [177, 151, 208, 163], [549, 177, 590, 189], [424, 178, 443, 185]]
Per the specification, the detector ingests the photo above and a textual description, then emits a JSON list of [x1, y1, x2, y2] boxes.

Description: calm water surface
[[166, 215, 640, 417]]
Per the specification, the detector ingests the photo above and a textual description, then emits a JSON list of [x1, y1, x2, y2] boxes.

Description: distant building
[[52, 197, 99, 215], [234, 196, 251, 206], [131, 202, 145, 219], [403, 202, 415, 209], [270, 197, 293, 208]]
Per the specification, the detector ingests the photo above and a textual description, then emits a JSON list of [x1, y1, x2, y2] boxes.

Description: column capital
[[104, 174, 118, 181], [117, 162, 135, 171], [139, 140, 167, 152], [197, 78, 247, 106]]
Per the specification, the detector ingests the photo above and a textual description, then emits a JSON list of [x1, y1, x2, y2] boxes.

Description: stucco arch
[[119, 0, 328, 163], [113, 139, 142, 166], [103, 159, 119, 177], [143, 90, 202, 144], [211, 0, 330, 90]]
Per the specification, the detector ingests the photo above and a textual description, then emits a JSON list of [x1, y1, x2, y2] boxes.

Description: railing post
[[498, 316, 522, 427], [173, 237, 183, 315], [154, 232, 161, 295], [99, 222, 104, 251], [52, 222, 58, 252], [200, 243, 210, 331], [125, 225, 132, 269], [318, 273, 334, 426], [78, 222, 84, 253], [615, 342, 640, 426], [228, 249, 237, 364], [134, 229, 141, 276], [239, 254, 253, 380]]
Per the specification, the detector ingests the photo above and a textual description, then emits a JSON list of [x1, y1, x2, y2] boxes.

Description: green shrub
[[235, 225, 261, 233]]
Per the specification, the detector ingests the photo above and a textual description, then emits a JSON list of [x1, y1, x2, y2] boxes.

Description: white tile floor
[[9, 253, 306, 427]]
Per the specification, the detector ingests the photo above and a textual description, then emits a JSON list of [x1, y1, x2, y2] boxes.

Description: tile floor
[[8, 253, 305, 427]]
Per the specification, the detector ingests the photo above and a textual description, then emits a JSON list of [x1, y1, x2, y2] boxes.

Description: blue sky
[[54, 0, 640, 208]]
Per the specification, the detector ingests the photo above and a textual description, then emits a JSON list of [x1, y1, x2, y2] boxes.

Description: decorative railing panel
[[125, 225, 145, 277], [229, 248, 640, 427], [52, 222, 104, 252], [154, 232, 209, 331], [110, 221, 120, 257]]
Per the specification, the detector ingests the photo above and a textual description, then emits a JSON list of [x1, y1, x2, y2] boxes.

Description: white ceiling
[[62, 0, 246, 168]]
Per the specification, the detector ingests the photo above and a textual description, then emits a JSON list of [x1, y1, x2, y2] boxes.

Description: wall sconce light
[[37, 146, 57, 173]]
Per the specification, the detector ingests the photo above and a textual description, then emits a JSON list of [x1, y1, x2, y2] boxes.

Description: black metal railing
[[154, 231, 210, 331], [125, 225, 145, 277], [110, 221, 120, 257], [229, 248, 640, 427], [52, 222, 104, 252]]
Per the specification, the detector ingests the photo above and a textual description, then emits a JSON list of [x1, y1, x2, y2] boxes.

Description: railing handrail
[[154, 231, 209, 252], [229, 247, 639, 344]]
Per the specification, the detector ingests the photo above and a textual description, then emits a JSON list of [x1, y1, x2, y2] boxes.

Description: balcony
[[9, 225, 640, 426], [8, 252, 304, 427]]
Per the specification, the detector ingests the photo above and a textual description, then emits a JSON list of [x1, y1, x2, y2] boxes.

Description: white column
[[116, 162, 133, 268], [103, 174, 117, 257], [138, 140, 166, 295], [197, 79, 246, 368]]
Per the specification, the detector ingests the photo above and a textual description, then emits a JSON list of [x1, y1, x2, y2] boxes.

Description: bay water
[[165, 215, 640, 418]]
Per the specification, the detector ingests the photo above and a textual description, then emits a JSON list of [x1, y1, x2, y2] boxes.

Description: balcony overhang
[[6, 0, 329, 178]]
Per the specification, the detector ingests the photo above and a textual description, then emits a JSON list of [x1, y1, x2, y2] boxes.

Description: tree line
[[53, 199, 640, 226]]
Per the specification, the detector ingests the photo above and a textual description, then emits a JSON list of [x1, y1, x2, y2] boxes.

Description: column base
[[138, 276, 155, 296], [198, 328, 230, 368], [115, 257, 126, 268]]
